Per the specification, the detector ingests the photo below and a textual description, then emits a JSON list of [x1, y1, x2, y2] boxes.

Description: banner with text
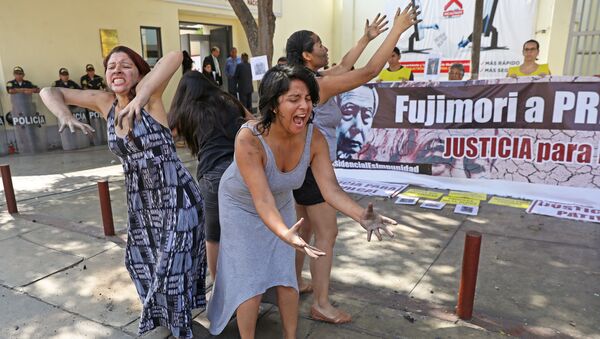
[[332, 77, 600, 189], [384, 0, 537, 79]]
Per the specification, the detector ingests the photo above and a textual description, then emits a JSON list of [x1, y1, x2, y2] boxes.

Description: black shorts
[[197, 159, 232, 242], [293, 167, 325, 206]]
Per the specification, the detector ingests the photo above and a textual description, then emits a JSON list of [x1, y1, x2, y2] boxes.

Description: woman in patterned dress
[[40, 46, 206, 339]]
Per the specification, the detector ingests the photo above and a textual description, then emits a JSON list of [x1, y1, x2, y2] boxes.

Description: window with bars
[[564, 0, 600, 76]]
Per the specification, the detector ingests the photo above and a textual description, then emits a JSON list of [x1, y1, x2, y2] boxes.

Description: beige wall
[[535, 0, 574, 74], [0, 0, 335, 126]]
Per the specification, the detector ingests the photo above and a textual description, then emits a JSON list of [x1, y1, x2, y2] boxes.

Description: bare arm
[[318, 4, 419, 103], [40, 87, 112, 134], [309, 130, 397, 241], [116, 51, 183, 128], [236, 127, 325, 257], [322, 14, 389, 76]]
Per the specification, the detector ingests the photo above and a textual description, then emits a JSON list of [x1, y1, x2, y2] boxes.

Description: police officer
[[6, 66, 40, 94], [53, 68, 81, 89], [80, 64, 106, 90]]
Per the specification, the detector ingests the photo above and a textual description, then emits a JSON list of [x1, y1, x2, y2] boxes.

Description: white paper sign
[[250, 55, 269, 81], [338, 178, 408, 197], [420, 200, 446, 210], [423, 54, 442, 80], [395, 195, 419, 205], [527, 200, 600, 223], [454, 204, 479, 216]]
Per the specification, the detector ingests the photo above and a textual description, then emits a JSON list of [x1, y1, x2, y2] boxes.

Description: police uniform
[[6, 79, 38, 92], [80, 64, 106, 90], [80, 74, 105, 90], [53, 79, 81, 89], [6, 66, 38, 92], [54, 68, 81, 89]]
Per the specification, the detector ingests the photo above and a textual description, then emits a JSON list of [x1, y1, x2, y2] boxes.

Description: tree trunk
[[228, 0, 275, 66]]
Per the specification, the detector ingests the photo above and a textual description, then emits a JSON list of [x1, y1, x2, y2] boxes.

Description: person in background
[[448, 63, 465, 80], [277, 56, 288, 66], [225, 47, 240, 96], [80, 64, 106, 90], [53, 68, 80, 89], [507, 39, 551, 78], [203, 46, 223, 86], [286, 4, 418, 324], [377, 47, 413, 82], [168, 70, 252, 281], [235, 52, 254, 112], [6, 66, 39, 94], [202, 60, 219, 86]]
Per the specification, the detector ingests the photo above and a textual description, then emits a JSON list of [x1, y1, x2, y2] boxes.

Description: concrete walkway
[[0, 146, 598, 338]]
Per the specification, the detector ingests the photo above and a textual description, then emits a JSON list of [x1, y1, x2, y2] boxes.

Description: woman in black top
[[168, 70, 252, 278]]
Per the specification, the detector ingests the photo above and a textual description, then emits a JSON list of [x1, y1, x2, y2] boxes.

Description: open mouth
[[112, 78, 125, 85], [293, 114, 306, 127]]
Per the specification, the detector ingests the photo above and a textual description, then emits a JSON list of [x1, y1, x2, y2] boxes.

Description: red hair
[[103, 46, 151, 99]]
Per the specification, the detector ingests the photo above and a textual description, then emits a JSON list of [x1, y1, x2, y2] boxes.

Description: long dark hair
[[257, 65, 319, 134], [168, 71, 246, 155], [286, 30, 316, 66], [103, 46, 151, 100], [182, 50, 193, 74]]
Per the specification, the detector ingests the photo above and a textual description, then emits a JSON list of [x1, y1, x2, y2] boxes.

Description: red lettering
[[443, 137, 453, 158], [490, 137, 497, 158], [498, 137, 511, 158], [480, 137, 490, 157], [577, 144, 592, 164], [466, 137, 478, 157], [519, 138, 532, 160], [453, 137, 465, 157], [537, 142, 551, 162]]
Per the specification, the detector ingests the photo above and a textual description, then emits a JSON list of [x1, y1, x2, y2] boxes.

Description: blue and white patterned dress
[[107, 102, 206, 339]]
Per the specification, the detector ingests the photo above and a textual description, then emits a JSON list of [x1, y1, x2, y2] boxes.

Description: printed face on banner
[[336, 86, 378, 159]]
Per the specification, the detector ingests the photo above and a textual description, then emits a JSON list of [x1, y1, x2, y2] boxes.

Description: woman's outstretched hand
[[359, 203, 397, 242], [364, 13, 389, 41], [283, 218, 327, 259], [58, 115, 95, 135], [393, 2, 421, 33]]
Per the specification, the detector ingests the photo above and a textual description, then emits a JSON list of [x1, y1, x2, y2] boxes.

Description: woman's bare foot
[[310, 303, 351, 324]]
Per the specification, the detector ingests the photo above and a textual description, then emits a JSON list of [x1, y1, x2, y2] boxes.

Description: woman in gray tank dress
[[207, 65, 399, 338]]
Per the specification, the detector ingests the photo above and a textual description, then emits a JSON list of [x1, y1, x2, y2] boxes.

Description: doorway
[[180, 22, 232, 88]]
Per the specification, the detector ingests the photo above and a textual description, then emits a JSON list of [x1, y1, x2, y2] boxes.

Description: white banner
[[338, 178, 408, 197], [385, 0, 537, 79], [527, 200, 600, 223]]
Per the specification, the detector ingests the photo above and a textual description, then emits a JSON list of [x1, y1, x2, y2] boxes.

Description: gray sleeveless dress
[[207, 122, 314, 335]]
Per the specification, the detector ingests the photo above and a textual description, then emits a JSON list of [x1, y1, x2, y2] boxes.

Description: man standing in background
[[203, 47, 223, 86], [235, 52, 253, 112], [225, 47, 240, 97]]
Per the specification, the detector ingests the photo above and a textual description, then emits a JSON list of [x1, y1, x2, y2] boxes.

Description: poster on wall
[[384, 0, 538, 79], [99, 29, 119, 58], [332, 78, 600, 189]]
